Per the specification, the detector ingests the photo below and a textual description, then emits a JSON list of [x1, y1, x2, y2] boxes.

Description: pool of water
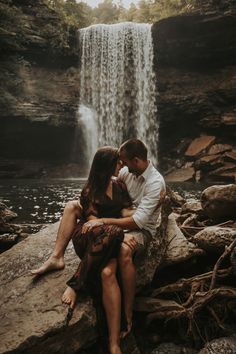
[[0, 179, 86, 224], [0, 179, 210, 224]]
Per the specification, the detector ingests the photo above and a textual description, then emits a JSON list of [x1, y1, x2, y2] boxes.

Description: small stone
[[222, 112, 236, 126], [224, 150, 236, 163], [0, 202, 18, 222], [181, 199, 202, 214], [0, 233, 19, 244]]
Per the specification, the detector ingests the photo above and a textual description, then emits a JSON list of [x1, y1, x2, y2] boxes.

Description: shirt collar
[[140, 160, 152, 181]]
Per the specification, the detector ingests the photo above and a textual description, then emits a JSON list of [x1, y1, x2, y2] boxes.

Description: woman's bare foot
[[109, 344, 122, 354], [120, 320, 132, 338], [61, 286, 77, 308], [31, 255, 65, 275]]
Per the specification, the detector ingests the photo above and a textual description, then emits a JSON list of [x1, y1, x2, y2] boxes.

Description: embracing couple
[[32, 139, 166, 354]]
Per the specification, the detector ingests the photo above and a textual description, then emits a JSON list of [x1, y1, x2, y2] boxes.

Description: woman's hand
[[82, 219, 104, 234]]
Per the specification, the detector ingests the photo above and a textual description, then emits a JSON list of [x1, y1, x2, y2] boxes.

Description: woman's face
[[113, 159, 123, 177]]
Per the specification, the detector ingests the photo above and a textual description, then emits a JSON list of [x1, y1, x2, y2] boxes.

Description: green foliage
[[119, 0, 196, 23], [41, 0, 93, 53], [0, 0, 197, 57], [44, 0, 93, 28], [92, 0, 120, 24], [44, 0, 197, 29], [149, 0, 196, 22]]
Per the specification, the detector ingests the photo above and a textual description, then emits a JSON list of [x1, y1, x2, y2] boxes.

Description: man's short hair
[[120, 139, 148, 160]]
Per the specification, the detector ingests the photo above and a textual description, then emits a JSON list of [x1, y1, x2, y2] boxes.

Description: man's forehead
[[119, 151, 128, 160]]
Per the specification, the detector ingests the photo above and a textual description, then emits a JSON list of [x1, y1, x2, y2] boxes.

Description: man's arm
[[131, 181, 165, 230]]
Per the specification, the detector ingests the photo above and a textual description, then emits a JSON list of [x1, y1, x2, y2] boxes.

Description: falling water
[[79, 22, 158, 165], [72, 105, 98, 169]]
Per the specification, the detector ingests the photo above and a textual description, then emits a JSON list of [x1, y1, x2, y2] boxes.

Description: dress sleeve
[[118, 180, 132, 208], [80, 190, 99, 219]]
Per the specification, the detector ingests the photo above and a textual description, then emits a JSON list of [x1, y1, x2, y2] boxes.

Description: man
[[32, 138, 165, 336]]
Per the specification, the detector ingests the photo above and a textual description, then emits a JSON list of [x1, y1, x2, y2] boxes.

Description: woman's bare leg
[[118, 243, 136, 337], [31, 200, 82, 275], [101, 259, 122, 354]]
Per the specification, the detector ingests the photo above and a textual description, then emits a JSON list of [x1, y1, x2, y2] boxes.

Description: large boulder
[[0, 223, 98, 354], [191, 226, 236, 252], [163, 213, 205, 266], [165, 166, 195, 182], [151, 342, 197, 354], [184, 135, 216, 158], [198, 336, 236, 354], [201, 184, 236, 220], [0, 213, 168, 353]]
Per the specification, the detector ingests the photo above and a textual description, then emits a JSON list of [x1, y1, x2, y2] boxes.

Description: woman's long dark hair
[[82, 146, 119, 202]]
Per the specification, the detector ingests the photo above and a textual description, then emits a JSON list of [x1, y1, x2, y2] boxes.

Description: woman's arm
[[121, 207, 136, 218], [82, 215, 138, 234], [87, 215, 98, 221]]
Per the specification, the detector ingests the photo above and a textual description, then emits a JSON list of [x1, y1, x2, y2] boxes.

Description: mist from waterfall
[[79, 22, 158, 165], [72, 105, 98, 169]]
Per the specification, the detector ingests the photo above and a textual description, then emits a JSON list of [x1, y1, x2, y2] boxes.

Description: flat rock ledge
[[0, 223, 97, 354], [0, 220, 168, 354]]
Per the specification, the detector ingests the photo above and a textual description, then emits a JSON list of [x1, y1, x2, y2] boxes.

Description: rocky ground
[[164, 135, 236, 183], [0, 183, 235, 353], [132, 184, 236, 353]]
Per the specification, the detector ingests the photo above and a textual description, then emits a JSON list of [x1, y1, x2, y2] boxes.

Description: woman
[[62, 146, 133, 354]]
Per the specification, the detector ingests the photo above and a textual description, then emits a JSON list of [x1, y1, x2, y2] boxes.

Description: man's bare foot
[[31, 256, 65, 275], [61, 286, 77, 308], [120, 320, 132, 338], [109, 344, 122, 354]]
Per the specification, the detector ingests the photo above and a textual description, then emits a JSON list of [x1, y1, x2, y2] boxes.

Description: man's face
[[119, 151, 139, 175]]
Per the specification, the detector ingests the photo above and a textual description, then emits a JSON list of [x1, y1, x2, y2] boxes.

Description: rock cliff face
[[152, 8, 236, 181], [0, 0, 84, 177], [1, 1, 236, 180]]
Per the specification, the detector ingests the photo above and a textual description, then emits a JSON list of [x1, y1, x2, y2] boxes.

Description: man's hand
[[122, 234, 137, 252], [82, 219, 104, 234]]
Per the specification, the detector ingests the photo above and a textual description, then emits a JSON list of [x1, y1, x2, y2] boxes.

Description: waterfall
[[79, 22, 158, 165], [72, 105, 98, 170]]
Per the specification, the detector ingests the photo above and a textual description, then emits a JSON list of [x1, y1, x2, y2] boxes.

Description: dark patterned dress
[[67, 178, 132, 296]]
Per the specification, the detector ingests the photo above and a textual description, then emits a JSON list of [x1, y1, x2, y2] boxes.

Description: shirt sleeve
[[118, 166, 129, 182], [132, 179, 165, 230]]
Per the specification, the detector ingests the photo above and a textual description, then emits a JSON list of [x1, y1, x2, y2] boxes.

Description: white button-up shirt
[[118, 162, 166, 236]]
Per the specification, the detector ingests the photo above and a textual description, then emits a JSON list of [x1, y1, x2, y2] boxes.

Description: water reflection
[[0, 179, 209, 225], [0, 179, 86, 224]]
